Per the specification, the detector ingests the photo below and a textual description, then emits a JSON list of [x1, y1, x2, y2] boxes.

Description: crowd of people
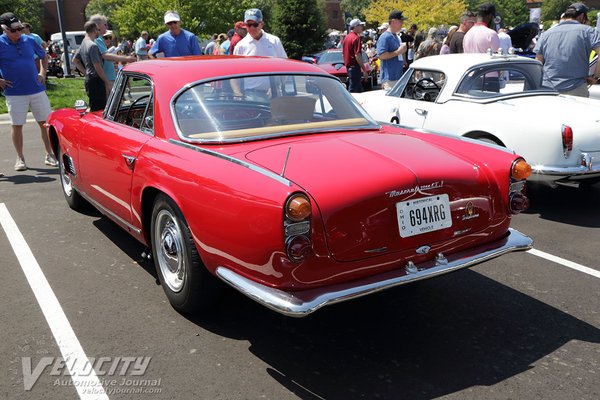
[[1, 3, 599, 176], [340, 2, 600, 96]]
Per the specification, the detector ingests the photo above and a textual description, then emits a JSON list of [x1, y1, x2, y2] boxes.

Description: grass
[[0, 76, 86, 114]]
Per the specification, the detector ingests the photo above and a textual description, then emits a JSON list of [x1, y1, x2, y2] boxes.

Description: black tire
[[59, 145, 85, 210], [151, 194, 220, 314]]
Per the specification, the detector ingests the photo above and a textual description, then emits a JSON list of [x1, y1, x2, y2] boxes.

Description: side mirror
[[74, 99, 88, 117], [143, 116, 154, 130]]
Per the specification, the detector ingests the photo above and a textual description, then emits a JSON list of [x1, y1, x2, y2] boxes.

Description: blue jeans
[[347, 65, 363, 93]]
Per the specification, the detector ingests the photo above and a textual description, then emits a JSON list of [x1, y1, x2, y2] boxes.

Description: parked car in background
[[306, 49, 377, 90], [46, 56, 532, 317], [50, 31, 85, 52], [353, 53, 600, 188]]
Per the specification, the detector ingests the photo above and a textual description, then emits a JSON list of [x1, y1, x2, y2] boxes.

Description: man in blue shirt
[[535, 2, 600, 97], [0, 12, 57, 172], [377, 11, 408, 90], [149, 11, 201, 58]]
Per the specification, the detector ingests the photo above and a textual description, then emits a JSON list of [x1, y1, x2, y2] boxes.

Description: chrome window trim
[[168, 139, 292, 186], [169, 72, 379, 144], [104, 71, 156, 137]]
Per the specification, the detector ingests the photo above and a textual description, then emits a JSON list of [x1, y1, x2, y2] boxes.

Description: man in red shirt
[[230, 21, 247, 55], [343, 18, 368, 92]]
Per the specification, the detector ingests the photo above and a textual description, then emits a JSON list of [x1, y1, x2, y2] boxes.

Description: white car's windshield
[[173, 74, 377, 143]]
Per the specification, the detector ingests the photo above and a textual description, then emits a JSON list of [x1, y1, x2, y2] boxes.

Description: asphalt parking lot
[[0, 120, 599, 400]]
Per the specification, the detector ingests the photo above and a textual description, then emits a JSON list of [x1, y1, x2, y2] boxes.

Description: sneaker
[[14, 158, 27, 171], [45, 153, 59, 167]]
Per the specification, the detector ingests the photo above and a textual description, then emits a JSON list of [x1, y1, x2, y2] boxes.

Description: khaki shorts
[[561, 83, 589, 98], [5, 91, 52, 126]]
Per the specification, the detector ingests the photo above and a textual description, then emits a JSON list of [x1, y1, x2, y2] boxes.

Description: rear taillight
[[561, 124, 573, 158], [284, 193, 312, 263], [509, 158, 530, 214]]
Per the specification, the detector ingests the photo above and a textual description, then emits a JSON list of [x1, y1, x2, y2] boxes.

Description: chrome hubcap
[[154, 210, 186, 292], [59, 152, 73, 197]]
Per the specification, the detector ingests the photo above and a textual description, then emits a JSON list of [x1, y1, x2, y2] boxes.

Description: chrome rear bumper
[[530, 152, 600, 181], [215, 228, 533, 317]]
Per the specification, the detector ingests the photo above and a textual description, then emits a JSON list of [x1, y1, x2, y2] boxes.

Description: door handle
[[415, 108, 428, 116], [122, 154, 136, 170]]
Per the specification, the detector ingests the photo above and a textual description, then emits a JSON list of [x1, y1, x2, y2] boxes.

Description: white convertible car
[[354, 53, 600, 187]]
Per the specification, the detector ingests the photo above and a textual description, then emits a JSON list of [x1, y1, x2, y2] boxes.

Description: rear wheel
[[59, 145, 85, 210], [151, 194, 220, 314]]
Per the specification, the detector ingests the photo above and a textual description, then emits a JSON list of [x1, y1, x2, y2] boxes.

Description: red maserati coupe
[[46, 56, 533, 317]]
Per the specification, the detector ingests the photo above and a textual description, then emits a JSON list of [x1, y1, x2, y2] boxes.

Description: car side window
[[456, 64, 545, 98], [112, 75, 154, 133], [394, 69, 444, 102]]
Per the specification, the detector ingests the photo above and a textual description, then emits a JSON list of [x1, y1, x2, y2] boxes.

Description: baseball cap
[[103, 30, 113, 38], [389, 11, 407, 21], [349, 19, 365, 29], [244, 8, 263, 23], [234, 21, 246, 29], [164, 11, 180, 24], [0, 12, 23, 30], [428, 27, 439, 37], [378, 22, 389, 30], [567, 2, 589, 14]]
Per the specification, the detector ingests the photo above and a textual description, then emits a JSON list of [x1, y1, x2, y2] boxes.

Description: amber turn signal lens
[[511, 159, 531, 181], [286, 194, 311, 222]]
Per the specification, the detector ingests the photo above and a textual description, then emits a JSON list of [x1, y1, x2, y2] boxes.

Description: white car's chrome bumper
[[530, 152, 600, 182], [215, 228, 533, 317]]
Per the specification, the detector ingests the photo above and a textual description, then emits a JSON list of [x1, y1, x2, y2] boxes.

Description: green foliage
[[0, 0, 44, 33], [340, 0, 371, 20], [89, 0, 276, 40], [111, 0, 198, 39], [541, 0, 571, 22], [85, 0, 122, 20], [271, 0, 327, 59], [463, 0, 530, 27], [494, 0, 530, 28]]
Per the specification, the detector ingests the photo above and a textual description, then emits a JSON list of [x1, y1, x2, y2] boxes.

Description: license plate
[[396, 194, 452, 238]]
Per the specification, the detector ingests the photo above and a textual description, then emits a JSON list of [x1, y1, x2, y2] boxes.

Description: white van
[[50, 31, 86, 51]]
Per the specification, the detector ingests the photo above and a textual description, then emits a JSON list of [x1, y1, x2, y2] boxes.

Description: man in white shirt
[[135, 31, 149, 60], [232, 8, 287, 97], [233, 8, 287, 58]]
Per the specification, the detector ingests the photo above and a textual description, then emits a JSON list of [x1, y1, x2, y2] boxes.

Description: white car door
[[387, 70, 445, 129]]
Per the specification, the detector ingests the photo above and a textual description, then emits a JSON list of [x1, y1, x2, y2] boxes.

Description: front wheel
[[59, 145, 85, 210], [151, 194, 220, 314]]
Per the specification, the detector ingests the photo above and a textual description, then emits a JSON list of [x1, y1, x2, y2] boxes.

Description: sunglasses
[[8, 27, 24, 33], [246, 22, 260, 28], [166, 21, 178, 26], [104, 36, 112, 40]]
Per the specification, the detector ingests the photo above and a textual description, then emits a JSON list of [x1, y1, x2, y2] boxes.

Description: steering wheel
[[412, 78, 441, 101], [125, 94, 150, 126]]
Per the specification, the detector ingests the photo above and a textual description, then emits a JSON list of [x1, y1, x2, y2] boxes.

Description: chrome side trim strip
[[82, 194, 142, 235], [168, 139, 291, 186], [216, 228, 533, 317]]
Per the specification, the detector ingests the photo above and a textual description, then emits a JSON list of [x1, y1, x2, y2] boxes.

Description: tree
[[0, 0, 44, 33], [340, 0, 371, 20], [110, 0, 198, 39], [271, 0, 326, 59], [365, 0, 467, 30], [85, 0, 122, 20], [541, 0, 571, 22], [465, 0, 529, 28]]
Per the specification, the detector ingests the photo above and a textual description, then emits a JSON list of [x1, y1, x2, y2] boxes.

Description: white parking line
[[527, 248, 600, 279], [0, 203, 109, 400]]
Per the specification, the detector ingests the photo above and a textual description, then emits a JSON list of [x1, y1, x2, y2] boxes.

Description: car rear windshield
[[455, 62, 556, 99], [173, 74, 377, 143]]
